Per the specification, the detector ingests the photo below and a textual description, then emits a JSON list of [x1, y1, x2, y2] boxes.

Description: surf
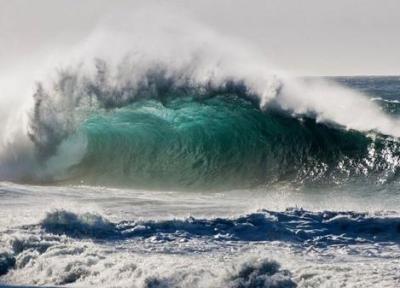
[[1, 11, 400, 189], [6, 69, 400, 190]]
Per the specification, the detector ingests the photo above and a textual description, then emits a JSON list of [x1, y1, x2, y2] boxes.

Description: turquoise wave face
[[75, 94, 277, 189], [49, 92, 399, 190]]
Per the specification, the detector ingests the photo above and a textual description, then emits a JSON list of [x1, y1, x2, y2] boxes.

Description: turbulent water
[[3, 4, 400, 285], [5, 70, 400, 190], [0, 73, 400, 287]]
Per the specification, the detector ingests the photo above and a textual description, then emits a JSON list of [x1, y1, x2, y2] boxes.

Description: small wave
[[371, 97, 400, 104], [226, 258, 296, 288], [40, 209, 400, 245], [144, 258, 297, 288], [41, 210, 116, 238]]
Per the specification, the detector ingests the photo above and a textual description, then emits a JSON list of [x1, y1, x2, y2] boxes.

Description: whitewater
[[1, 8, 400, 288]]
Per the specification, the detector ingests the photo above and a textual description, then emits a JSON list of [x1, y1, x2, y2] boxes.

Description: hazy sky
[[1, 0, 399, 75]]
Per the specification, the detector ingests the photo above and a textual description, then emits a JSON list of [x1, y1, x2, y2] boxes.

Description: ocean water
[[1, 72, 400, 287]]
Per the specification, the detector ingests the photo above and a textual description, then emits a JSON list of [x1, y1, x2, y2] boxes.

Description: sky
[[0, 0, 399, 76]]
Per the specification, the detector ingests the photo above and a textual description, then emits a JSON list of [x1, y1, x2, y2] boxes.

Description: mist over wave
[[1, 7, 400, 189]]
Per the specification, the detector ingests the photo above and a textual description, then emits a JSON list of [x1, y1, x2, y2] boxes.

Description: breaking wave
[[0, 64, 400, 190], [40, 209, 400, 245], [1, 14, 400, 190]]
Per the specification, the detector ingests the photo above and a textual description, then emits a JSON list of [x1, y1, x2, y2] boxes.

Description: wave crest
[[2, 58, 400, 189]]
